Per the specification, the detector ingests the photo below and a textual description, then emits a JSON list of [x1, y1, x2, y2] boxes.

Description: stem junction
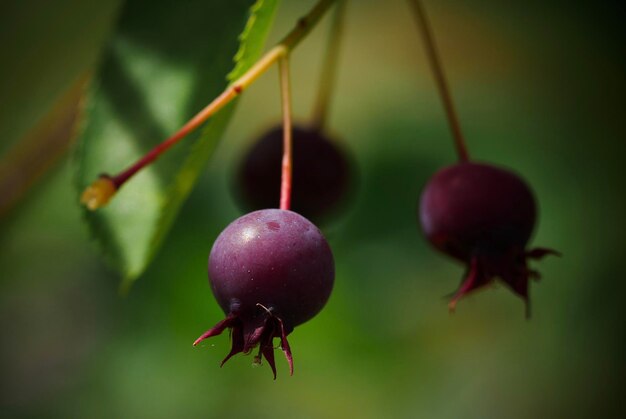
[[81, 0, 339, 210]]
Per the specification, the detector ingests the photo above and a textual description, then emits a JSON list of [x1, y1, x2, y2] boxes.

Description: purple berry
[[236, 125, 350, 221], [194, 209, 334, 378], [419, 162, 559, 315]]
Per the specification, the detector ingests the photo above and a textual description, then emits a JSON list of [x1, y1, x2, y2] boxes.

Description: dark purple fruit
[[236, 125, 350, 221], [419, 162, 558, 315], [194, 209, 334, 378]]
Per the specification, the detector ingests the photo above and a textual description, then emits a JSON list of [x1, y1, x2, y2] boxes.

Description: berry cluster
[[80, 0, 558, 378]]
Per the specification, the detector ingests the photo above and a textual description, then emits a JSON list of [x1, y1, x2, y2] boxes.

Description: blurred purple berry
[[236, 125, 351, 221]]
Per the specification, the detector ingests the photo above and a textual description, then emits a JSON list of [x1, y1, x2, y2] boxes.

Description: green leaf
[[75, 0, 279, 284]]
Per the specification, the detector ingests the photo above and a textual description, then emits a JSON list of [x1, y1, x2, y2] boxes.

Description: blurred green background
[[1, 0, 624, 418]]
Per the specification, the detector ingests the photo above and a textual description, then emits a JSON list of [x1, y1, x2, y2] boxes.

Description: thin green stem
[[407, 0, 469, 162], [311, 0, 346, 131], [82, 0, 338, 210], [279, 56, 293, 211]]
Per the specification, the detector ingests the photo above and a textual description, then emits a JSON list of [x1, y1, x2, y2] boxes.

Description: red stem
[[279, 57, 293, 211], [111, 89, 237, 187]]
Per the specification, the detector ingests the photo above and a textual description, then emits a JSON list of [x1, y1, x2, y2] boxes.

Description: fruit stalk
[[81, 0, 339, 210], [311, 0, 346, 130], [279, 56, 293, 210], [407, 0, 469, 162]]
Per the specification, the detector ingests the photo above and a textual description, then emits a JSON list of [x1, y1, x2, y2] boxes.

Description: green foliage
[[74, 0, 279, 283]]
